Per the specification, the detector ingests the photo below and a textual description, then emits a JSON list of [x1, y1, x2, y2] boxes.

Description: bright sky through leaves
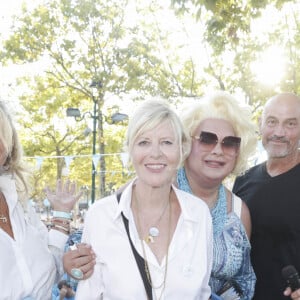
[[0, 0, 297, 97]]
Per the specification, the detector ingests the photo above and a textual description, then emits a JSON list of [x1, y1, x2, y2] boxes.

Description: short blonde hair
[[125, 99, 191, 168], [180, 91, 257, 175]]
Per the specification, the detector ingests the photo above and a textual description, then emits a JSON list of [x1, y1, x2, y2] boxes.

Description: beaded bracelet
[[52, 210, 71, 220], [52, 224, 70, 234], [52, 218, 71, 226]]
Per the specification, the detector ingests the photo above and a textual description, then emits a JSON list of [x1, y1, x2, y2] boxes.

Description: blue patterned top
[[177, 168, 256, 300], [62, 229, 83, 291]]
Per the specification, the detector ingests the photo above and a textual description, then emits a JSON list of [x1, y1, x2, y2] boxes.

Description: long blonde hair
[[0, 102, 29, 203]]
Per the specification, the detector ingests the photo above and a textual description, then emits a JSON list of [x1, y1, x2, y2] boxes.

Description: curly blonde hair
[[180, 91, 257, 175]]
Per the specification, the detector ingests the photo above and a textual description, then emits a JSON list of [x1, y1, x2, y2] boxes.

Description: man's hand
[[284, 287, 300, 299], [59, 287, 68, 300]]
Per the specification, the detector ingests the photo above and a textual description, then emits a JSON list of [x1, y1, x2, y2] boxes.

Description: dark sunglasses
[[192, 131, 241, 156]]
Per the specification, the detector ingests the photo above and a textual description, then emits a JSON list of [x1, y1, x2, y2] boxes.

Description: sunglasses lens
[[222, 136, 241, 154], [197, 131, 241, 156], [199, 132, 218, 145]]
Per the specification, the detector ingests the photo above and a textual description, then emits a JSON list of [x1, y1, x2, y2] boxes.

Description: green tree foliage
[[171, 0, 300, 106], [2, 0, 300, 204], [1, 0, 203, 202], [171, 0, 294, 43]]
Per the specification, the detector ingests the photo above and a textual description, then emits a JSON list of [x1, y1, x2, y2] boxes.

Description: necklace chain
[[147, 198, 169, 243], [0, 193, 8, 223], [0, 192, 14, 238], [134, 188, 172, 300]]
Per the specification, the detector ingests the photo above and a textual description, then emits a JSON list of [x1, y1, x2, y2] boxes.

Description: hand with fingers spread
[[44, 179, 82, 212], [63, 243, 96, 281]]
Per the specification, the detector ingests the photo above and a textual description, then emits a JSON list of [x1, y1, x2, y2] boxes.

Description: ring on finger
[[70, 268, 84, 280]]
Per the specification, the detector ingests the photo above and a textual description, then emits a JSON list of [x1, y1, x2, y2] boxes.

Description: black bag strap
[[116, 190, 153, 300]]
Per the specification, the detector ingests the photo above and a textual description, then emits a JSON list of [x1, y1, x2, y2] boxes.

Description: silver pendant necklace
[[135, 189, 172, 299], [134, 186, 170, 243], [146, 197, 170, 243], [149, 226, 159, 237]]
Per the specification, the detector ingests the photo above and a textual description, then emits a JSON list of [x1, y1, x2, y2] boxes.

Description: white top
[[0, 174, 67, 300], [233, 194, 242, 218], [76, 181, 213, 300]]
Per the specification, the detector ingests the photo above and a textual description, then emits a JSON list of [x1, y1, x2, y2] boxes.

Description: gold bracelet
[[52, 224, 70, 234], [53, 223, 70, 230], [52, 218, 71, 226]]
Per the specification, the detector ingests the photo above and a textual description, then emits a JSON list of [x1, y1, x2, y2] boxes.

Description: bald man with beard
[[233, 93, 300, 300]]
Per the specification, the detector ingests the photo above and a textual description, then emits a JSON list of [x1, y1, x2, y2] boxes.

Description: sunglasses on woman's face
[[192, 131, 241, 156]]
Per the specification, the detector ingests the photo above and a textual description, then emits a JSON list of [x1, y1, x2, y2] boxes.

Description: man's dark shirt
[[233, 162, 300, 300]]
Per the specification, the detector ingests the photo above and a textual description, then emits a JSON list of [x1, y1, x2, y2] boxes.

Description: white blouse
[[0, 175, 67, 300], [76, 181, 213, 300]]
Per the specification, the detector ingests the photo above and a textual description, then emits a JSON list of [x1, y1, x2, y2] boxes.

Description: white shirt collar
[[114, 179, 200, 224], [114, 179, 135, 221]]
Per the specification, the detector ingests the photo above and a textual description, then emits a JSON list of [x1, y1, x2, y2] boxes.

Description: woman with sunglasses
[[176, 91, 257, 299]]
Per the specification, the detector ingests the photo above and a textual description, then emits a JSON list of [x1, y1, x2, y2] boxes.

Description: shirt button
[[183, 266, 193, 277]]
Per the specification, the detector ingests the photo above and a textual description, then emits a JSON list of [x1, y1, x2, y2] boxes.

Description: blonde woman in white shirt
[[75, 99, 213, 300], [0, 101, 82, 299]]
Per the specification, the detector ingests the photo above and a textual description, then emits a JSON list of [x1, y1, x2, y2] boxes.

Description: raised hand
[[44, 179, 82, 212]]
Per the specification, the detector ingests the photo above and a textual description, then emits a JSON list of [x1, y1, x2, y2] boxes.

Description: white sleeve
[[75, 209, 104, 299], [26, 201, 68, 281]]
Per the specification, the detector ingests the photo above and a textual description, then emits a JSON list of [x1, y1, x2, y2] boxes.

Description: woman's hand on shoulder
[[63, 243, 96, 280]]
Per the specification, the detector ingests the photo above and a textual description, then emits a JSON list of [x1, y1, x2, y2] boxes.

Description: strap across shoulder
[[231, 193, 242, 218]]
